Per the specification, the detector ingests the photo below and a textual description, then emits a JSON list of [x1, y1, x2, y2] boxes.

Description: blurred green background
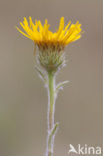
[[0, 0, 103, 156]]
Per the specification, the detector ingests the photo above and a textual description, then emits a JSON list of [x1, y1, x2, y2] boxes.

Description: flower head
[[16, 17, 82, 52], [16, 17, 82, 72]]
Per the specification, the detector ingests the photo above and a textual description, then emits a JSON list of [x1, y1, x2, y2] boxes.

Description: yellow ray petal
[[16, 26, 33, 40], [55, 17, 64, 39], [16, 17, 82, 48]]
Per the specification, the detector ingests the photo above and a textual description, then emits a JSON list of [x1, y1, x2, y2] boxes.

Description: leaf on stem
[[55, 80, 69, 94], [48, 123, 59, 149], [35, 66, 47, 83]]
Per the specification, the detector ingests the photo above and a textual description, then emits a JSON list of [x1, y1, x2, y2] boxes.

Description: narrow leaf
[[35, 66, 47, 83], [55, 80, 69, 93], [48, 123, 59, 149]]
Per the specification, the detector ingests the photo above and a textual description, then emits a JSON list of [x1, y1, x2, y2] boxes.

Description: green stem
[[47, 71, 55, 156], [48, 71, 55, 130]]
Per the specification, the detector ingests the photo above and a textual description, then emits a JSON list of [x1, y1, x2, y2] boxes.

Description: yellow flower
[[16, 17, 82, 51]]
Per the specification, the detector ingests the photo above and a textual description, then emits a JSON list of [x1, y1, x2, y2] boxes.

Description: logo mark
[[68, 144, 102, 155], [68, 144, 77, 154]]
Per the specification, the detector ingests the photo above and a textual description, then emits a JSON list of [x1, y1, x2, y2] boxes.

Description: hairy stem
[[46, 71, 56, 156], [48, 71, 55, 130]]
